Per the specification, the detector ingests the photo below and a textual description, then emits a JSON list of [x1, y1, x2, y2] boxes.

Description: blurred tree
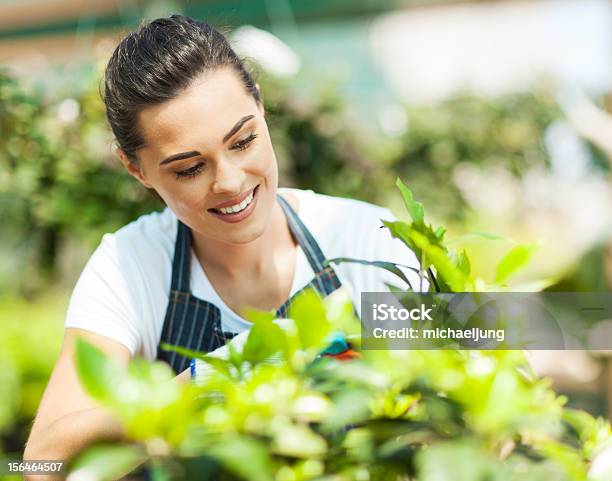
[[259, 70, 388, 202], [0, 295, 64, 459], [0, 69, 162, 293], [390, 90, 561, 222]]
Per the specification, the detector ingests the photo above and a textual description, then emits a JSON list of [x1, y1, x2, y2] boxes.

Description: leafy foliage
[[336, 178, 538, 292], [70, 181, 612, 481], [0, 68, 161, 292], [0, 294, 64, 457], [388, 91, 561, 222]]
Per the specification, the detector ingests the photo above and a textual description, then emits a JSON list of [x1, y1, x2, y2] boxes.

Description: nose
[[211, 157, 246, 195]]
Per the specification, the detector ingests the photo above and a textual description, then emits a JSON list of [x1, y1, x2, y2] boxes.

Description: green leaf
[[242, 307, 276, 324], [426, 267, 443, 292], [435, 226, 446, 240], [148, 462, 171, 481], [416, 441, 494, 481], [208, 436, 274, 481], [288, 288, 331, 351], [321, 388, 372, 432], [456, 250, 471, 276], [74, 338, 123, 403], [384, 282, 405, 293], [396, 177, 424, 223], [162, 345, 232, 380], [227, 342, 243, 373], [383, 220, 420, 258], [537, 439, 588, 480], [562, 408, 597, 442], [272, 423, 328, 458], [495, 243, 537, 284], [197, 355, 234, 378], [69, 443, 148, 481], [382, 218, 448, 260], [409, 230, 471, 292], [325, 256, 419, 290], [323, 289, 362, 340], [161, 343, 234, 377], [242, 319, 286, 364], [159, 342, 214, 363]]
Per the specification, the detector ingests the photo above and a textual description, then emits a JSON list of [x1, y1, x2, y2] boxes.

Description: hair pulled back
[[104, 14, 261, 163]]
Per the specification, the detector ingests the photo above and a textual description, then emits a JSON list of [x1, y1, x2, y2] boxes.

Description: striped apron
[[155, 194, 347, 375]]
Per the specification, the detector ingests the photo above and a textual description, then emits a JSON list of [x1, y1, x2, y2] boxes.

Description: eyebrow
[[159, 114, 255, 166], [222, 114, 255, 143], [159, 151, 201, 165]]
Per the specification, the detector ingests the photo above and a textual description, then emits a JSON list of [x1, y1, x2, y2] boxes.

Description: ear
[[117, 148, 153, 189]]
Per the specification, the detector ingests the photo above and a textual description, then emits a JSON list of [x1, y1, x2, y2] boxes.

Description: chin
[[209, 202, 270, 243], [217, 223, 267, 245]]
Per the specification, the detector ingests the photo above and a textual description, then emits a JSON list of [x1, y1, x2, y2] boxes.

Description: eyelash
[[174, 163, 204, 179], [231, 133, 258, 151], [174, 133, 258, 179]]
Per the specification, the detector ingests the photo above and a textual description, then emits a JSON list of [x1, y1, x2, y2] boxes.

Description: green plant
[[255, 70, 387, 203], [388, 90, 561, 222], [327, 178, 543, 293], [67, 180, 611, 481], [0, 293, 65, 464], [0, 68, 162, 292]]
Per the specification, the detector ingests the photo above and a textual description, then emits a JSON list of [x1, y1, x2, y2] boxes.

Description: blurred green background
[[1, 0, 611, 465]]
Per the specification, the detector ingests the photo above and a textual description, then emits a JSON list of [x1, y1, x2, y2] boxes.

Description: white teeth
[[215, 190, 255, 215]]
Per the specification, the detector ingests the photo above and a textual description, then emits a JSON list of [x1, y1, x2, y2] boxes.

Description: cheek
[[158, 180, 209, 213], [252, 136, 277, 176]]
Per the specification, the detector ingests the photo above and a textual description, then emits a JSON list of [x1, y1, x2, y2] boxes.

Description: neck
[[191, 200, 293, 279]]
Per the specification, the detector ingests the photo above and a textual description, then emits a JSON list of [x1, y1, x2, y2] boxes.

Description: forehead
[[137, 67, 257, 151]]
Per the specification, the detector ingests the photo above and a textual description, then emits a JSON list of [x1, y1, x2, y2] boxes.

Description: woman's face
[[124, 67, 278, 245]]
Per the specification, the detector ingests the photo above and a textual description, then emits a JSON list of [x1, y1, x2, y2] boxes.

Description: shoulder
[[96, 207, 177, 261], [66, 208, 176, 358], [82, 207, 177, 300], [278, 187, 394, 233], [105, 207, 176, 246]]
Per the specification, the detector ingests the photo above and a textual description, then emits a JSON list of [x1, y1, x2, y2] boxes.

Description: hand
[[174, 366, 192, 384]]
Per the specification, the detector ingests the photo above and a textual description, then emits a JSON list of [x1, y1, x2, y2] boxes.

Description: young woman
[[24, 15, 424, 471]]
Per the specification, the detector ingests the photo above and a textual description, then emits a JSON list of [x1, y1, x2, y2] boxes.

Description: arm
[[23, 328, 190, 481], [23, 328, 129, 481]]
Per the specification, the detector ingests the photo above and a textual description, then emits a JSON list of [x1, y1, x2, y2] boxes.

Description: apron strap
[[275, 193, 346, 317], [277, 194, 328, 273], [169, 220, 192, 293]]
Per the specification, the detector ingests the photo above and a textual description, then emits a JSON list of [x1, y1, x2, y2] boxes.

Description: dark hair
[[104, 14, 261, 163]]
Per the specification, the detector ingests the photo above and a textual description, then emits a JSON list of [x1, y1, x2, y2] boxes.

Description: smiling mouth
[[208, 185, 259, 215]]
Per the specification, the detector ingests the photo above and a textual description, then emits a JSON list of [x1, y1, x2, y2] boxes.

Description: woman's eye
[[231, 133, 258, 151], [175, 162, 205, 179]]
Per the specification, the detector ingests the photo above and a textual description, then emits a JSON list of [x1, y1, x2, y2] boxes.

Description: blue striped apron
[[155, 194, 346, 374]]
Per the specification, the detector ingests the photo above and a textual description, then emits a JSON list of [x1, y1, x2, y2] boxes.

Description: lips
[[207, 184, 260, 223], [209, 186, 257, 210]]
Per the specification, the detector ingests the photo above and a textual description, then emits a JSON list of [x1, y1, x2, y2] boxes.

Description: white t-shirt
[[65, 188, 427, 360]]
